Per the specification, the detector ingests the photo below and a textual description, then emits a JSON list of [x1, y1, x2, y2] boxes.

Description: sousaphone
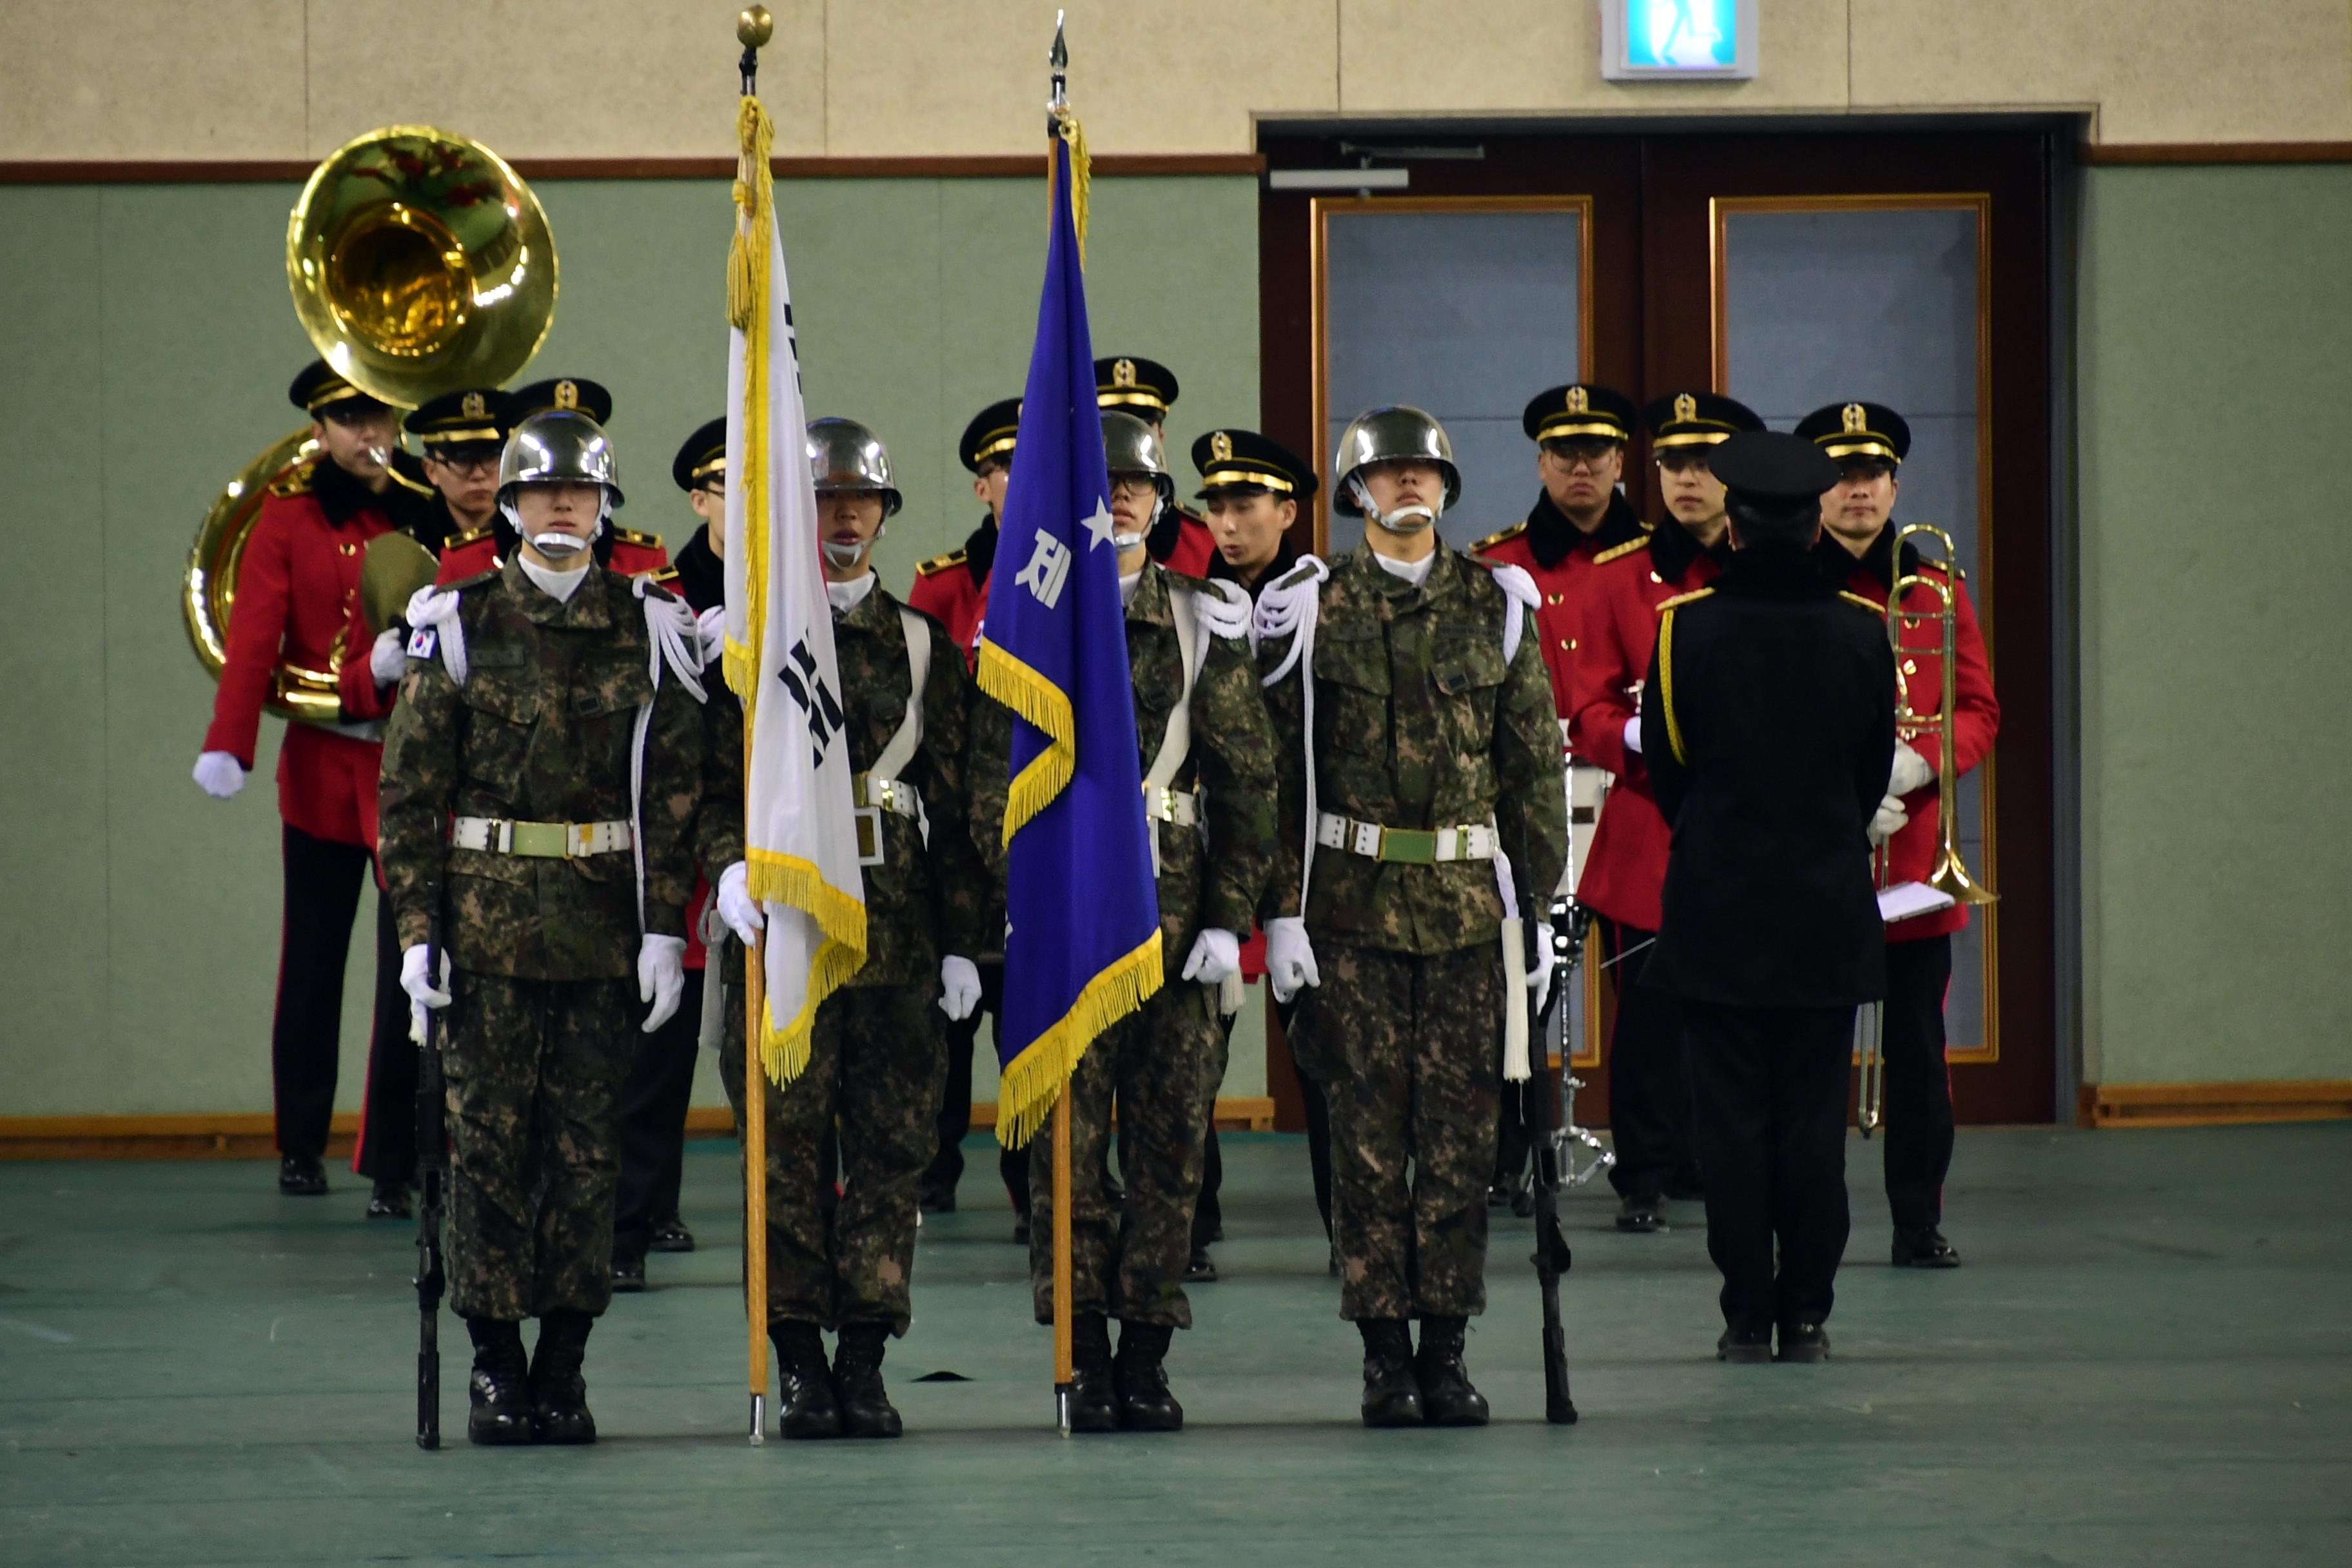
[[184, 126, 556, 721]]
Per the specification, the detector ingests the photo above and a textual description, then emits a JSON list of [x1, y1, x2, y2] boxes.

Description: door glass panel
[[1719, 201, 1994, 1055], [1320, 204, 1585, 554]]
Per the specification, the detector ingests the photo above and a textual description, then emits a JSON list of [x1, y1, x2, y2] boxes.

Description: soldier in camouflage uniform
[[380, 409, 716, 1446], [714, 418, 989, 1441], [1256, 406, 1567, 1429], [972, 413, 1279, 1433]]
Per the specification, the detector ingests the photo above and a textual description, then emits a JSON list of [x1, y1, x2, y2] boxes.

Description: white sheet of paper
[[1879, 881, 1957, 924]]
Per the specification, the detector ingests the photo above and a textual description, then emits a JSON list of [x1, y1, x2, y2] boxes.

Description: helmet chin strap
[[821, 518, 884, 571], [502, 496, 608, 560], [1349, 476, 1439, 534], [1110, 495, 1159, 553]]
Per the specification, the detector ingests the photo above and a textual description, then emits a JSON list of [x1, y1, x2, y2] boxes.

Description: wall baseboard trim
[[0, 153, 1264, 186], [2077, 1080, 2352, 1128], [2079, 141, 2352, 166], [0, 1098, 1281, 1159]]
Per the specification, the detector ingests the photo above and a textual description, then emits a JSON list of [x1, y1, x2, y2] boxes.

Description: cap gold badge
[[1843, 402, 1867, 433], [1674, 393, 1696, 423], [1210, 431, 1233, 462], [556, 380, 580, 410], [461, 391, 485, 419], [1565, 387, 1589, 414], [1113, 358, 1137, 388]]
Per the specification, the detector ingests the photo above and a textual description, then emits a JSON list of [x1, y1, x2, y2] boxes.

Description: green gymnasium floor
[[3, 1125, 2348, 1566]]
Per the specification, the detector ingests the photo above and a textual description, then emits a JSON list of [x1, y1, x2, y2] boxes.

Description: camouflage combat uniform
[[714, 582, 985, 1335], [1260, 546, 1566, 1322], [973, 565, 1279, 1329], [378, 557, 711, 1323]]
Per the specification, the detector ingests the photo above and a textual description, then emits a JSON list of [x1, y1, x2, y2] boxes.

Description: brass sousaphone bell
[[183, 126, 556, 722]]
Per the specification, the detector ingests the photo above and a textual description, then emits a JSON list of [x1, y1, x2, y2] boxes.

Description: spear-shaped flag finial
[[1048, 10, 1068, 126]]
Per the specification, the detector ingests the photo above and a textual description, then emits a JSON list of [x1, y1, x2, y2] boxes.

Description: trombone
[[1857, 523, 1997, 1137]]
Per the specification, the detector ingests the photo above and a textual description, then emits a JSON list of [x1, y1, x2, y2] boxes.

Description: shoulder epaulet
[[1656, 587, 1714, 612], [647, 565, 681, 587], [1271, 558, 1323, 592], [1177, 504, 1208, 524], [916, 549, 967, 578], [447, 568, 500, 593], [451, 520, 496, 547], [1593, 535, 1650, 565], [266, 460, 317, 498], [1838, 591, 1883, 614], [609, 525, 662, 550], [1471, 520, 1527, 553]]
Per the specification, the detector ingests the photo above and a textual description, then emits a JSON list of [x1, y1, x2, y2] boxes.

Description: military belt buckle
[[507, 820, 570, 858], [1378, 827, 1438, 865], [852, 806, 885, 867]]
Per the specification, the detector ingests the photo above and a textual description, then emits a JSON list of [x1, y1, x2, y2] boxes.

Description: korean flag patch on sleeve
[[407, 626, 438, 660]]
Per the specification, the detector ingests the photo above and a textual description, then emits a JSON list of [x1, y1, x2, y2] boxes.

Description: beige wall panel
[[1333, 0, 1849, 116], [1851, 0, 2352, 143], [303, 0, 825, 159], [0, 0, 306, 159], [825, 1, 1337, 155]]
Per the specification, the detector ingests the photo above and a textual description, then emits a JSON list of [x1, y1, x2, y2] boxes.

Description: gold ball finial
[[737, 6, 774, 48]]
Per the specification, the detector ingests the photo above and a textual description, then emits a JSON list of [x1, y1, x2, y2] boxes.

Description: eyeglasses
[[427, 451, 500, 476], [1108, 474, 1161, 500]]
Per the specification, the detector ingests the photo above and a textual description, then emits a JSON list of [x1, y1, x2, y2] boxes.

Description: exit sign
[[1600, 0, 1758, 80]]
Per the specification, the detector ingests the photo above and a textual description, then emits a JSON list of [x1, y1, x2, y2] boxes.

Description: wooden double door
[[1257, 128, 2057, 1128]]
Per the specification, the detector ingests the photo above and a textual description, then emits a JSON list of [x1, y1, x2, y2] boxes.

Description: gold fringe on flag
[[1051, 108, 1091, 261], [994, 930, 1163, 1148], [744, 848, 869, 1085], [723, 94, 777, 705], [975, 640, 1077, 845]]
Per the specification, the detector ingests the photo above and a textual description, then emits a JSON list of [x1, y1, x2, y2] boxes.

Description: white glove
[[368, 626, 407, 685], [1264, 917, 1320, 1004], [1868, 793, 1910, 847], [399, 942, 453, 1042], [696, 604, 727, 663], [1622, 716, 1643, 756], [715, 861, 764, 946], [638, 934, 688, 1034], [192, 751, 246, 799], [1527, 921, 1558, 1003], [1181, 928, 1242, 988], [938, 955, 982, 1021], [1889, 740, 1933, 797]]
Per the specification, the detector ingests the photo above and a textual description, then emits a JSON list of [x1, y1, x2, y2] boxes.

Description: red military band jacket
[[202, 458, 420, 849], [1823, 529, 2001, 943], [1151, 505, 1219, 578], [907, 517, 998, 669], [1566, 518, 1729, 933], [1473, 489, 1649, 723]]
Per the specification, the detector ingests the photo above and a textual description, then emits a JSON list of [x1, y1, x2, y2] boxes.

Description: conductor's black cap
[[1708, 430, 1843, 503]]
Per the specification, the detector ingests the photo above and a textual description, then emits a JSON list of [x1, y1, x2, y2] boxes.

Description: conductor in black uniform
[[1638, 431, 1896, 1366]]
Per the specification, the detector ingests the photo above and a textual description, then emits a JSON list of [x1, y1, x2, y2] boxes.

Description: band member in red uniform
[[611, 416, 732, 1289], [1473, 383, 1647, 1206], [333, 386, 521, 1216], [192, 360, 426, 1199], [1095, 355, 1217, 576], [1567, 389, 1763, 1232], [1799, 400, 2000, 1270], [432, 378, 669, 585], [912, 398, 1030, 1226]]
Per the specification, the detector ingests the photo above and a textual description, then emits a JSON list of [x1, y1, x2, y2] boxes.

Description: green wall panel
[[2078, 164, 2352, 1086], [0, 172, 1257, 1117]]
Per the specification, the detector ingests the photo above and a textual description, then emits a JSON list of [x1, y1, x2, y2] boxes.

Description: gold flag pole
[[1043, 11, 1077, 1442], [736, 3, 775, 1449]]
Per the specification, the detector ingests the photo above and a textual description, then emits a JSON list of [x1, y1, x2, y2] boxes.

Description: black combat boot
[[772, 1321, 843, 1438], [1416, 1317, 1490, 1427], [832, 1322, 903, 1439], [1892, 1226, 1962, 1268], [1113, 1320, 1183, 1432], [1066, 1313, 1119, 1433], [1357, 1319, 1424, 1428], [366, 1179, 411, 1219], [464, 1318, 533, 1446], [527, 1311, 597, 1444], [1776, 1321, 1832, 1363]]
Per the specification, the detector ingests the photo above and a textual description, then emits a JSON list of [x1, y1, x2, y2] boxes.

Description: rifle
[[1528, 894, 1616, 1426], [413, 912, 448, 1450]]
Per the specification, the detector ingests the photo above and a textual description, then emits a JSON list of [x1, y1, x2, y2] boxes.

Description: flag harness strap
[[850, 605, 934, 863], [1142, 582, 1211, 874]]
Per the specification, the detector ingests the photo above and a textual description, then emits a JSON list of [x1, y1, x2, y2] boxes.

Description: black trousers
[[924, 963, 1031, 1212], [351, 887, 420, 1182], [1684, 999, 1854, 1334], [614, 968, 707, 1259], [272, 823, 375, 1161], [1600, 919, 1699, 1199], [1881, 935, 1957, 1231]]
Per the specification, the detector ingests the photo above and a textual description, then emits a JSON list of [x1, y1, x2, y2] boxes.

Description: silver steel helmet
[[1101, 410, 1173, 502], [1329, 405, 1461, 518], [497, 409, 625, 508], [806, 416, 903, 516]]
